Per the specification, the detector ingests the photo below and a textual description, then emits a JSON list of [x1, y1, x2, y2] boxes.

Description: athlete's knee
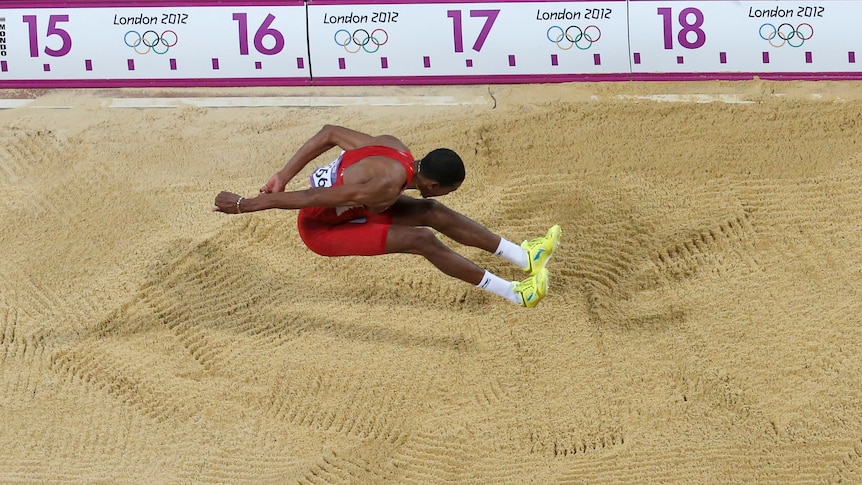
[[399, 227, 444, 254]]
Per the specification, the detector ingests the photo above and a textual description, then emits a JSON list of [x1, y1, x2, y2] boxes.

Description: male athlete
[[213, 125, 560, 308]]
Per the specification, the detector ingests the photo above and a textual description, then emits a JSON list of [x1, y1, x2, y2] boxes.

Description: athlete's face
[[419, 179, 461, 198]]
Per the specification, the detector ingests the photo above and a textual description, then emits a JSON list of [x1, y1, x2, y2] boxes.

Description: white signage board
[[306, 0, 631, 83], [1, 0, 861, 87], [0, 2, 310, 87], [628, 0, 862, 79]]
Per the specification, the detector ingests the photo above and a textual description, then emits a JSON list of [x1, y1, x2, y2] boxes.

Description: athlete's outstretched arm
[[214, 176, 401, 214], [260, 125, 376, 194]]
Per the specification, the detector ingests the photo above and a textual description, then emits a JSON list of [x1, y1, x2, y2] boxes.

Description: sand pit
[[1, 80, 862, 483]]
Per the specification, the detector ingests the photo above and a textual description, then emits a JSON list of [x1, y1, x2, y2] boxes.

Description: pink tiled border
[[2, 0, 861, 87]]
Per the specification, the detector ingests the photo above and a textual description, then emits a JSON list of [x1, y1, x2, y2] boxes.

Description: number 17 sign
[[307, 0, 630, 84]]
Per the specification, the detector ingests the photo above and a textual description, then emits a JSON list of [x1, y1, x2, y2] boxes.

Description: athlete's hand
[[260, 173, 288, 194], [213, 191, 244, 214]]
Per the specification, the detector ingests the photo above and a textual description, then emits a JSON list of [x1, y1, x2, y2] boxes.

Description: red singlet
[[297, 145, 415, 257]]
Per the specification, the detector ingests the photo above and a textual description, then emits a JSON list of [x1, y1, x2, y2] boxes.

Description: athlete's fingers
[[260, 173, 284, 194]]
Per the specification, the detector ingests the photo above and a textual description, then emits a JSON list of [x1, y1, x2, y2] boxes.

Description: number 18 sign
[[0, 1, 310, 87], [629, 0, 862, 79]]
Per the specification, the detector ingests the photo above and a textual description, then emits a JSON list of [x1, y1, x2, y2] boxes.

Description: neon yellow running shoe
[[514, 267, 548, 308], [521, 224, 561, 276]]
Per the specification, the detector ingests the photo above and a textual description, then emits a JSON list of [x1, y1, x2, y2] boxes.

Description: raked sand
[[1, 80, 861, 483]]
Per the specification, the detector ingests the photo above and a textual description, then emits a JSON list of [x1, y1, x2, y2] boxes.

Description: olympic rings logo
[[334, 28, 388, 54], [546, 25, 601, 50], [124, 30, 178, 55], [759, 23, 813, 48]]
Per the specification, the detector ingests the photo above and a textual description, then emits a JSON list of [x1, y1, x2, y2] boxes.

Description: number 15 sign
[[0, 1, 310, 87]]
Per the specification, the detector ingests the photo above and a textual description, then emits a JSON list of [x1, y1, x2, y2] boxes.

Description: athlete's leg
[[384, 224, 543, 306], [384, 224, 485, 284], [388, 196, 537, 270], [297, 210, 545, 306], [300, 208, 486, 286], [387, 196, 502, 252]]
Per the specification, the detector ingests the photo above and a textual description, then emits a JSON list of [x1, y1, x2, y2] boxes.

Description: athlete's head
[[415, 148, 465, 198]]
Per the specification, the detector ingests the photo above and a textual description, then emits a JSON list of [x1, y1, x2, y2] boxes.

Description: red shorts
[[297, 208, 392, 257]]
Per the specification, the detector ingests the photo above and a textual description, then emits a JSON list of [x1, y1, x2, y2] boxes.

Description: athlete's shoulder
[[366, 134, 409, 152]]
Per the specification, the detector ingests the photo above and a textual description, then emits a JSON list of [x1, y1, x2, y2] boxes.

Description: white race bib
[[309, 153, 343, 188], [309, 152, 362, 218]]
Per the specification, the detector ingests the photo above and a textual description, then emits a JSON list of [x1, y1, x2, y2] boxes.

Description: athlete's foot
[[521, 224, 561, 276], [514, 267, 548, 308]]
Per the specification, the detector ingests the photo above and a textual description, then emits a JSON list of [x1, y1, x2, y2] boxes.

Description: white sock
[[477, 270, 521, 305], [494, 238, 529, 269]]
